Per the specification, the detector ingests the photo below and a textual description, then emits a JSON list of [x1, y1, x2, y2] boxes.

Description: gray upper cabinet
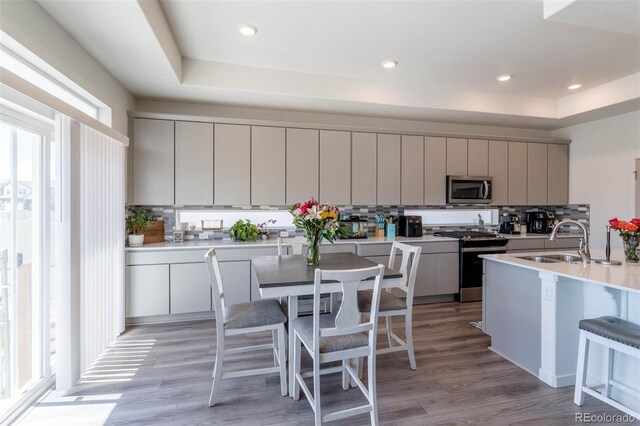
[[401, 135, 424, 205], [508, 142, 527, 205], [133, 118, 175, 205], [446, 138, 468, 176], [377, 134, 401, 205], [251, 126, 285, 205], [547, 144, 569, 205], [175, 121, 213, 206], [467, 139, 489, 176], [488, 140, 509, 205], [320, 130, 351, 205], [287, 128, 319, 203], [351, 132, 377, 205], [527, 143, 548, 205], [424, 136, 447, 205], [214, 124, 251, 205]]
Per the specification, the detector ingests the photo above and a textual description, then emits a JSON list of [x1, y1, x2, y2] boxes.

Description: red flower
[[629, 224, 639, 232], [632, 218, 640, 226], [300, 203, 308, 213], [609, 218, 620, 229]]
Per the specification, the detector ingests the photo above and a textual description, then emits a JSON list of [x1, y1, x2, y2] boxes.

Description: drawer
[[410, 241, 459, 254], [358, 243, 394, 256], [506, 239, 545, 251], [126, 249, 209, 265], [545, 237, 581, 250]]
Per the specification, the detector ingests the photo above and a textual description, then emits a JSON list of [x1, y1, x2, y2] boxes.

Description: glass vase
[[306, 234, 321, 266], [623, 235, 639, 263]]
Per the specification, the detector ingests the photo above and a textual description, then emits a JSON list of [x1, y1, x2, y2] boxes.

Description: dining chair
[[277, 237, 331, 313], [292, 265, 385, 425], [204, 248, 288, 407], [357, 241, 422, 370]]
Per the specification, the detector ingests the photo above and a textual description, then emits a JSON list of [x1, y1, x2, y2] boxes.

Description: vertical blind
[[78, 123, 126, 373]]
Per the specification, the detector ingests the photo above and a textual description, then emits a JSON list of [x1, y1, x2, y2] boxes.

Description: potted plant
[[257, 219, 277, 240], [229, 219, 260, 242], [126, 209, 157, 246]]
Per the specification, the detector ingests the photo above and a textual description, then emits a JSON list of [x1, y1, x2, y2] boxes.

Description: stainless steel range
[[433, 231, 508, 302]]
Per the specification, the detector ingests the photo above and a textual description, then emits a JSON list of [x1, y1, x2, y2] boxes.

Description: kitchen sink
[[515, 254, 581, 264]]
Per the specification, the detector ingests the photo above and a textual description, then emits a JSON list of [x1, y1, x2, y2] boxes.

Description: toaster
[[398, 216, 423, 237]]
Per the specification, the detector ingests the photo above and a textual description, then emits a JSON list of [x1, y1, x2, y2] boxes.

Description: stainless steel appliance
[[433, 231, 508, 302], [526, 212, 555, 234], [498, 213, 521, 235], [447, 176, 492, 204], [398, 215, 423, 237], [339, 216, 368, 239]]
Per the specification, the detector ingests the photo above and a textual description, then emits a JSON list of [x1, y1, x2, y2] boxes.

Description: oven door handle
[[461, 246, 507, 253]]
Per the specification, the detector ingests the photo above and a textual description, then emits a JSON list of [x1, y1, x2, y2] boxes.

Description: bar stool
[[574, 316, 640, 418]]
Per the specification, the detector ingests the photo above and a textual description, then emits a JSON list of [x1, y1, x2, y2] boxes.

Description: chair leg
[[272, 329, 278, 366], [385, 316, 394, 348], [342, 359, 349, 390], [368, 352, 379, 426], [405, 312, 416, 370], [313, 353, 321, 426], [209, 332, 225, 407], [293, 333, 302, 401], [574, 330, 589, 406], [278, 325, 287, 397], [604, 347, 613, 398]]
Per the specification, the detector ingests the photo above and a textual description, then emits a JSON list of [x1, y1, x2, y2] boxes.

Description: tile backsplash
[[127, 204, 589, 241]]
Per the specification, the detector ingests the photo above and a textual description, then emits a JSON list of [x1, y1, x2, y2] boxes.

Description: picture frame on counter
[[173, 230, 184, 243]]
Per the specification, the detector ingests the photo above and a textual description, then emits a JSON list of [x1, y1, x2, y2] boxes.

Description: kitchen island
[[481, 249, 640, 412]]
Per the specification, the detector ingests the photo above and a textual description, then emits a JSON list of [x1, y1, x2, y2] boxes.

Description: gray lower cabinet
[[126, 264, 170, 317], [414, 252, 459, 297], [169, 263, 211, 314]]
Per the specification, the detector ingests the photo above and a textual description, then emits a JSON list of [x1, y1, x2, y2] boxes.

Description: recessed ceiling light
[[381, 60, 398, 69], [239, 24, 258, 36], [568, 83, 582, 90], [496, 74, 512, 82]]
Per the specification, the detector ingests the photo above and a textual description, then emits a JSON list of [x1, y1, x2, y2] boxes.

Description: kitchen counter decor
[[290, 197, 344, 265], [609, 217, 640, 263]]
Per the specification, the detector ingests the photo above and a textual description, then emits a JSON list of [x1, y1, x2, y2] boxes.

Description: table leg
[[288, 295, 298, 397]]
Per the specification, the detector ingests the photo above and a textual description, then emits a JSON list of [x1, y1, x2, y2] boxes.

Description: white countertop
[[499, 233, 580, 240], [481, 249, 640, 294]]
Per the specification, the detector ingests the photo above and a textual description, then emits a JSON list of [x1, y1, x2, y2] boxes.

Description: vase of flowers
[[290, 198, 344, 265], [609, 217, 640, 263]]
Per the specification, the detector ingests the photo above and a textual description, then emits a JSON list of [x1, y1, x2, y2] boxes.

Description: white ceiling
[[37, 0, 640, 130]]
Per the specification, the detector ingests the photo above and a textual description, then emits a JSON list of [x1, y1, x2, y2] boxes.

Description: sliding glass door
[[0, 118, 54, 422]]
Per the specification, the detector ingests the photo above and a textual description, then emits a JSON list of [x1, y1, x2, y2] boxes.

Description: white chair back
[[204, 248, 227, 324], [388, 242, 422, 303], [312, 265, 385, 350], [277, 236, 307, 255]]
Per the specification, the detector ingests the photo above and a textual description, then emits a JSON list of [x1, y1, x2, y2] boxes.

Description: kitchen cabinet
[[508, 142, 527, 205], [214, 124, 251, 205], [446, 138, 468, 176], [216, 261, 251, 307], [126, 264, 170, 317], [132, 118, 174, 205], [434, 253, 459, 295], [467, 139, 489, 176], [170, 263, 211, 314], [175, 121, 213, 206], [527, 143, 548, 205], [488, 140, 509, 205], [547, 144, 569, 204], [320, 130, 351, 205], [377, 134, 401, 205], [351, 132, 377, 205], [424, 136, 447, 205], [251, 126, 286, 205], [401, 135, 424, 205], [287, 128, 319, 203]]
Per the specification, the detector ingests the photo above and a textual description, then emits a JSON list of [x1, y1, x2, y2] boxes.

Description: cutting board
[[144, 220, 164, 244]]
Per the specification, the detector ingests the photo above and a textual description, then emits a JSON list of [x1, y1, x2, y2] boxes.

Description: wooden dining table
[[252, 251, 403, 397]]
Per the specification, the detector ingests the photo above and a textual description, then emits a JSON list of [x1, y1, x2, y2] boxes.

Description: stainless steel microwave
[[447, 176, 492, 204]]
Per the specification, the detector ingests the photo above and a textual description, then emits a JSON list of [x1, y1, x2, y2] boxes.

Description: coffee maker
[[526, 212, 555, 234], [498, 213, 521, 234]]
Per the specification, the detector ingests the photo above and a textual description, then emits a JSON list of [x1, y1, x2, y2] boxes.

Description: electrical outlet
[[543, 286, 554, 302], [279, 230, 289, 238], [199, 232, 211, 240]]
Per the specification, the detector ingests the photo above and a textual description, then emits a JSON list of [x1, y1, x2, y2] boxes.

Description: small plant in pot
[[229, 219, 259, 242], [126, 209, 157, 246], [257, 219, 277, 240]]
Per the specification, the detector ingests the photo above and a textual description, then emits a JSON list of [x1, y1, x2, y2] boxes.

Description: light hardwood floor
[[17, 302, 630, 425]]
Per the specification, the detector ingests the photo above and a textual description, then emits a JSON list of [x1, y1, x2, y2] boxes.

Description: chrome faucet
[[549, 220, 591, 264]]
